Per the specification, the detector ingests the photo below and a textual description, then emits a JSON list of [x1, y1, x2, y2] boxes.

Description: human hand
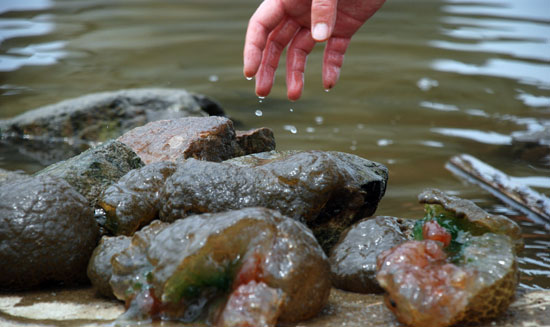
[[243, 0, 386, 100]]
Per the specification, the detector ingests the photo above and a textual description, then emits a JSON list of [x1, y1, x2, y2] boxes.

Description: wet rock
[[0, 168, 26, 184], [0, 88, 225, 165], [329, 216, 411, 294], [99, 161, 177, 235], [160, 151, 388, 252], [36, 140, 144, 207], [236, 127, 276, 155], [87, 236, 131, 298], [0, 175, 99, 290], [376, 190, 521, 327], [109, 207, 330, 325], [117, 117, 244, 164]]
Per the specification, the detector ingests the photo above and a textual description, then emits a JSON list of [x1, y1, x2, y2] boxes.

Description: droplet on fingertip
[[246, 76, 253, 81], [258, 96, 265, 99]]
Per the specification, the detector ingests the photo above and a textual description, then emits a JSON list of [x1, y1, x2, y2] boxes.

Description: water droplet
[[208, 75, 219, 82], [259, 99, 263, 103], [246, 76, 253, 81], [350, 145, 357, 151], [258, 96, 265, 99], [357, 123, 365, 129], [289, 108, 294, 112], [255, 110, 263, 117], [324, 89, 330, 93], [306, 127, 315, 133], [377, 139, 393, 146], [283, 125, 297, 134], [314, 116, 324, 125]]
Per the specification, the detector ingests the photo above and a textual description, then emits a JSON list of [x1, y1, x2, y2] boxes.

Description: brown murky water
[[1, 0, 549, 292]]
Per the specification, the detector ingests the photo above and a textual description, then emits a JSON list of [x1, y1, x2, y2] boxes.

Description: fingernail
[[312, 23, 328, 41]]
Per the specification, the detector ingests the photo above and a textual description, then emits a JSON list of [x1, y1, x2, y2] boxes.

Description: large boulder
[[0, 88, 225, 165]]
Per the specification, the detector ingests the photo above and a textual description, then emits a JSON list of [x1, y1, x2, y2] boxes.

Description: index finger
[[243, 0, 286, 78]]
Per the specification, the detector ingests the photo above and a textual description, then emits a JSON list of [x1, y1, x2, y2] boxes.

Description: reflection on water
[[0, 0, 65, 72], [434, 0, 550, 88], [0, 0, 549, 289]]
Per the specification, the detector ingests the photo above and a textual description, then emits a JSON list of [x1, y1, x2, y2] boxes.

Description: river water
[[1, 0, 549, 289]]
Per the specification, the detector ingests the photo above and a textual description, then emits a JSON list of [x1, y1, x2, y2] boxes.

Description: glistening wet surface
[[0, 0, 549, 294]]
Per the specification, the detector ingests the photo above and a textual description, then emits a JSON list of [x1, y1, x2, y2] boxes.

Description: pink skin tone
[[243, 0, 386, 101]]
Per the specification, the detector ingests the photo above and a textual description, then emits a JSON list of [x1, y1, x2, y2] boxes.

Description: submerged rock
[[160, 151, 388, 252], [36, 140, 144, 207], [376, 189, 521, 327], [511, 128, 550, 166], [0, 88, 225, 165], [99, 162, 177, 235], [329, 216, 412, 294], [0, 175, 99, 290], [96, 208, 330, 325]]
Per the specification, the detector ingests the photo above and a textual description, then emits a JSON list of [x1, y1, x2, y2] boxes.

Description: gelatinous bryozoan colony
[[94, 207, 330, 326], [376, 188, 521, 327], [0, 175, 99, 290]]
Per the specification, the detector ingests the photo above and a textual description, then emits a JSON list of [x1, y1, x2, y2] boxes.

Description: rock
[[0, 175, 99, 290], [99, 161, 177, 236], [117, 117, 243, 164], [0, 88, 225, 165], [236, 127, 276, 155], [108, 208, 330, 324], [0, 168, 26, 184], [329, 216, 411, 294], [161, 150, 388, 252], [36, 140, 144, 207]]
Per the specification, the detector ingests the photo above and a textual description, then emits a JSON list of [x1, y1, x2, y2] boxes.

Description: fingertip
[[312, 23, 329, 42]]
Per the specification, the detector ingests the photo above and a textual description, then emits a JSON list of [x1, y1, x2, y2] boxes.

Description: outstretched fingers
[[322, 36, 350, 90], [286, 29, 316, 101], [311, 0, 338, 41], [243, 0, 286, 78], [255, 18, 300, 97]]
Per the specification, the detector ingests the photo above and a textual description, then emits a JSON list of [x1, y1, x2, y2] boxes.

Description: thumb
[[311, 0, 338, 42]]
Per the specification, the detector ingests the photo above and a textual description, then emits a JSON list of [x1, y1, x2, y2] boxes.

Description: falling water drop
[[315, 116, 324, 125], [324, 89, 330, 93], [289, 108, 294, 112], [283, 125, 297, 134], [208, 75, 219, 82], [255, 110, 263, 117]]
